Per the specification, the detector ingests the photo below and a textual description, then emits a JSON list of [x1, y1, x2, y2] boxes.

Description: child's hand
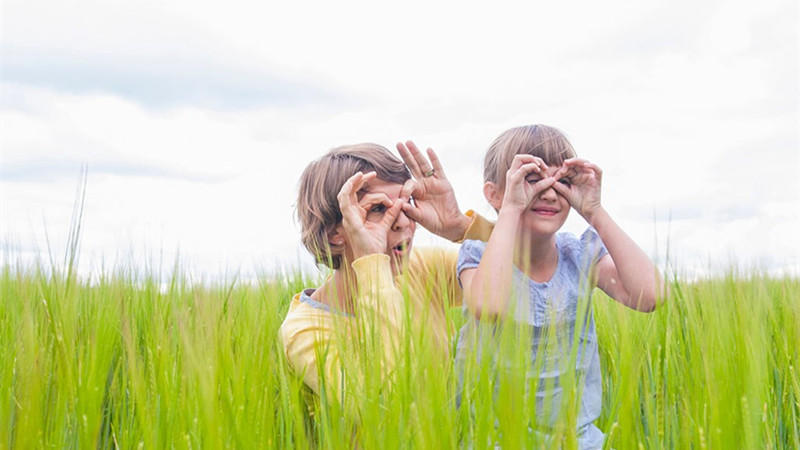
[[503, 154, 557, 212], [553, 158, 603, 222], [337, 171, 407, 259], [396, 141, 471, 242]]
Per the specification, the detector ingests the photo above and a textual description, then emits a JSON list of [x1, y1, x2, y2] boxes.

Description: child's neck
[[311, 263, 357, 314], [514, 233, 559, 283]]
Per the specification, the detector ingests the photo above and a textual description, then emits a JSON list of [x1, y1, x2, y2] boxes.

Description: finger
[[381, 199, 405, 229], [405, 140, 433, 174], [582, 162, 603, 180], [337, 172, 362, 207], [358, 193, 393, 211], [400, 178, 416, 201], [553, 165, 571, 180], [551, 178, 571, 196], [561, 157, 589, 167], [511, 154, 547, 172], [396, 142, 422, 178], [401, 202, 425, 223], [531, 177, 558, 196], [509, 161, 545, 182], [426, 148, 447, 179]]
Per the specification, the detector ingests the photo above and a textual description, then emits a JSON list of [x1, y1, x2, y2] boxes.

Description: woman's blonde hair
[[296, 143, 411, 269], [484, 124, 577, 189]]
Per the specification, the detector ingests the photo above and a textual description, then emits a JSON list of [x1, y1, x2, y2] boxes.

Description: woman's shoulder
[[281, 291, 335, 330], [407, 245, 459, 276]]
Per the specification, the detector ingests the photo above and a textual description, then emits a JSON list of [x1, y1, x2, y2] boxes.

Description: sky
[[2, 0, 798, 281]]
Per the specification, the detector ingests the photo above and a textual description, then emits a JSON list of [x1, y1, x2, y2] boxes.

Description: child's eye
[[558, 178, 571, 187], [525, 176, 542, 184]]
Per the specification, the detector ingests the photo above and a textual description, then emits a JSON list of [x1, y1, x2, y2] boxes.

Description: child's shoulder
[[457, 239, 487, 268], [558, 228, 607, 264]]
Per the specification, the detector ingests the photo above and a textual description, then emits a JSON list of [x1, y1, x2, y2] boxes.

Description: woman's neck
[[311, 262, 358, 314], [513, 232, 559, 283]]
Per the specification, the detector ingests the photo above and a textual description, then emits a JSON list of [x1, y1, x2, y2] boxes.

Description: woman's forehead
[[358, 178, 404, 196]]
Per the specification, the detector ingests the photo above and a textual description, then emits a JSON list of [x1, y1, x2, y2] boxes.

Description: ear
[[483, 181, 504, 211], [327, 225, 346, 248]]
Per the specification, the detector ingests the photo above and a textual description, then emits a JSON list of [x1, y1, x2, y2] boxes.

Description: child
[[456, 125, 662, 449]]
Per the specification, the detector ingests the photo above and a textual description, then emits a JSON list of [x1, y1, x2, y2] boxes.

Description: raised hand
[[337, 171, 405, 259], [553, 158, 603, 221], [396, 141, 471, 241], [502, 154, 557, 212]]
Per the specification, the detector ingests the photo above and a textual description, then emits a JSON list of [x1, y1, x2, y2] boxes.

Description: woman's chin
[[389, 253, 410, 276]]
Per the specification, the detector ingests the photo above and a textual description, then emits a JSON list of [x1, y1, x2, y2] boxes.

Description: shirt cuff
[[455, 210, 495, 243]]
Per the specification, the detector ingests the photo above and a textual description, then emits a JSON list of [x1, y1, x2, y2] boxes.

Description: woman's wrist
[[445, 213, 473, 242]]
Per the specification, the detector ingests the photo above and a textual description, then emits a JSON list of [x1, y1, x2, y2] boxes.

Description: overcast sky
[[2, 0, 798, 281]]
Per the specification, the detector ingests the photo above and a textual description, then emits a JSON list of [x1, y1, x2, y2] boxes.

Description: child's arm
[[461, 155, 556, 319], [554, 159, 663, 311]]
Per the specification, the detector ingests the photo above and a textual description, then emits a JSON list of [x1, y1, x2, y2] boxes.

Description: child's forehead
[[526, 165, 561, 177]]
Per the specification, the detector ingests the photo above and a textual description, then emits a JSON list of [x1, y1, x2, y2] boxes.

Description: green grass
[[1, 258, 797, 449]]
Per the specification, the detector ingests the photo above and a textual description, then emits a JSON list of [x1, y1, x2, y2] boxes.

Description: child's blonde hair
[[484, 124, 577, 189], [296, 143, 411, 269]]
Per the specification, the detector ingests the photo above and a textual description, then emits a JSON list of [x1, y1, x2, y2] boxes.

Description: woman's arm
[[280, 254, 408, 418]]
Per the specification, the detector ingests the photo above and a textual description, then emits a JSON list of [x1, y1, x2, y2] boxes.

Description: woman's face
[[341, 177, 417, 275]]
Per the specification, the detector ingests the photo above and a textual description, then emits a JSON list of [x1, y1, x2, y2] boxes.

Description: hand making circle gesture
[[396, 141, 471, 241], [553, 158, 603, 222], [502, 154, 558, 212], [337, 171, 411, 259]]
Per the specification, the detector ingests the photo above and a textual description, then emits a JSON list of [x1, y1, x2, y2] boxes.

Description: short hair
[[296, 143, 411, 269], [483, 124, 577, 190]]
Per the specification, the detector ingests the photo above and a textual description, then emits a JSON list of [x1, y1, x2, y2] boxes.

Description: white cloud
[[2, 0, 798, 279]]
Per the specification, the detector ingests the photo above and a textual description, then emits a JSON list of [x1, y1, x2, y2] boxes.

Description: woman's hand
[[337, 171, 406, 259], [502, 154, 556, 212], [553, 158, 603, 222], [396, 141, 471, 241]]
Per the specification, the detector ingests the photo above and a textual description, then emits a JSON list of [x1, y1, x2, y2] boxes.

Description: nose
[[391, 206, 413, 231], [539, 184, 558, 202]]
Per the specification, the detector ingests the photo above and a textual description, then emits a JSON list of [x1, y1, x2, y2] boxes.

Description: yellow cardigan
[[279, 212, 493, 410]]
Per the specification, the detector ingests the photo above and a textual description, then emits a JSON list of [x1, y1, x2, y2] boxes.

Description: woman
[[279, 141, 492, 416]]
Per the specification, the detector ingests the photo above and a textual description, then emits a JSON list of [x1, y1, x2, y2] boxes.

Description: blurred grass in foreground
[[1, 259, 797, 449]]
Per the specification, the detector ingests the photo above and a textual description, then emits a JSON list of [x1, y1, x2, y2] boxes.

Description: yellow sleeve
[[406, 211, 492, 308], [455, 210, 494, 243], [279, 298, 341, 402], [411, 247, 463, 308], [279, 254, 406, 419]]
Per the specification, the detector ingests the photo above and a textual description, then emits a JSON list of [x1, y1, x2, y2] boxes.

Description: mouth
[[390, 238, 412, 257], [531, 206, 560, 216]]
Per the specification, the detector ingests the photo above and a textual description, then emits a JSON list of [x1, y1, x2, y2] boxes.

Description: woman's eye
[[369, 204, 386, 214], [558, 178, 571, 187]]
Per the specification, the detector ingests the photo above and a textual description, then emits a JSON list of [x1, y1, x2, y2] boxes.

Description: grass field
[[1, 256, 798, 449]]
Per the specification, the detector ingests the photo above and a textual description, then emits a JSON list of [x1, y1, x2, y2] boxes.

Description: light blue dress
[[455, 229, 608, 450]]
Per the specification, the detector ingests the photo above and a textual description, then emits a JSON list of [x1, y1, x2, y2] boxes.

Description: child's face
[[518, 165, 571, 236]]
